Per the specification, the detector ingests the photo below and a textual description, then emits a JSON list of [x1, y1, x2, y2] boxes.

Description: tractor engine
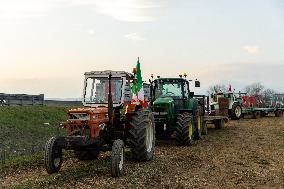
[[64, 107, 109, 143]]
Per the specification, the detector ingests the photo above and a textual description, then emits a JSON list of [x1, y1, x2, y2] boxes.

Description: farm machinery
[[210, 90, 284, 119], [149, 74, 228, 145], [210, 91, 243, 120], [44, 70, 155, 177], [240, 93, 284, 118]]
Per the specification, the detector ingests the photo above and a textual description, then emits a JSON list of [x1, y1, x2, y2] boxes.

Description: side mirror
[[189, 92, 194, 98], [210, 94, 213, 98], [195, 80, 200, 87]]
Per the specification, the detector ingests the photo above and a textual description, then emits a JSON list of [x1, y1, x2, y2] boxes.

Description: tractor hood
[[68, 107, 108, 115], [153, 97, 174, 105]]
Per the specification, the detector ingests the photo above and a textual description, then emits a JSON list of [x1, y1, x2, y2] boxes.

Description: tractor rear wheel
[[74, 150, 100, 160], [111, 139, 125, 177], [231, 104, 242, 120], [201, 118, 208, 135], [176, 112, 194, 145], [215, 119, 224, 129], [128, 109, 155, 161], [44, 137, 63, 174]]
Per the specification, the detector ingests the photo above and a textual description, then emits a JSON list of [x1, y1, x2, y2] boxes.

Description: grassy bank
[[0, 106, 72, 157]]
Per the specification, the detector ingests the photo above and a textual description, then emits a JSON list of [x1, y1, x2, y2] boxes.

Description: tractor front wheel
[[44, 137, 63, 174], [128, 109, 155, 161], [176, 112, 194, 145], [111, 139, 125, 177], [231, 104, 242, 120]]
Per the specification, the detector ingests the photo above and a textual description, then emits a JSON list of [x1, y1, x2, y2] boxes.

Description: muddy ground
[[1, 115, 284, 189]]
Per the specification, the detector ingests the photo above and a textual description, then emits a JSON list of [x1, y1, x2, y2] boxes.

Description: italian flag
[[132, 58, 147, 107]]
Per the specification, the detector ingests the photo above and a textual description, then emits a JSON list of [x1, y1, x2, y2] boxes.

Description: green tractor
[[149, 74, 203, 145]]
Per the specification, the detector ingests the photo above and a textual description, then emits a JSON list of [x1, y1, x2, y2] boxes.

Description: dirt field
[[1, 116, 284, 189]]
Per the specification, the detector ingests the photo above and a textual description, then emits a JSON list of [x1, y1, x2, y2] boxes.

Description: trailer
[[241, 94, 284, 118], [194, 95, 229, 134]]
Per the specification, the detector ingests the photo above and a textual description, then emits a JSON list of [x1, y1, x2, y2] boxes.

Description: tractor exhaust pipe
[[108, 73, 113, 125]]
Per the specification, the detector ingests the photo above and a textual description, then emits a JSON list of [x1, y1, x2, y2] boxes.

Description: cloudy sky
[[0, 0, 284, 98]]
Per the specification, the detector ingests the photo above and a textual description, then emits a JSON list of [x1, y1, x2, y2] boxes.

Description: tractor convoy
[[210, 90, 284, 119], [44, 59, 283, 178]]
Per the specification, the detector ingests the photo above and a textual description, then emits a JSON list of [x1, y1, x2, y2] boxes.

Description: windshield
[[84, 77, 123, 104], [154, 80, 185, 99]]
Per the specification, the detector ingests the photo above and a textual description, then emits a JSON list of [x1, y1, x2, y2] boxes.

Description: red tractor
[[44, 71, 155, 177]]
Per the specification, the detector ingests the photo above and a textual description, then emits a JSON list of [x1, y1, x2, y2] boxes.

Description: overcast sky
[[0, 0, 283, 98]]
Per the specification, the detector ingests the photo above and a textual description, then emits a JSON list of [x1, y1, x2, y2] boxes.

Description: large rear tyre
[[128, 109, 155, 161], [176, 112, 194, 146], [74, 150, 100, 161], [231, 104, 242, 120], [44, 137, 63, 174], [111, 139, 125, 177]]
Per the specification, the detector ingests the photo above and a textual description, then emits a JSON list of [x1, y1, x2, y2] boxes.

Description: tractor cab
[[153, 78, 190, 111], [83, 70, 134, 107]]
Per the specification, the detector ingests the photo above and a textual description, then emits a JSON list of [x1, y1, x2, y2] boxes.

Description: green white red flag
[[132, 58, 146, 107]]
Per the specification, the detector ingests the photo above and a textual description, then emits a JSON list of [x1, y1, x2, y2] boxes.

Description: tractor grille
[[154, 105, 167, 113], [69, 113, 90, 120]]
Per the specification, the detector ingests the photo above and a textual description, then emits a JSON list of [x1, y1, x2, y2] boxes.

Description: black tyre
[[231, 103, 242, 120], [74, 150, 100, 161], [261, 112, 268, 117], [128, 109, 155, 161], [176, 112, 194, 145], [201, 118, 208, 135], [111, 139, 125, 177], [215, 119, 224, 130], [253, 111, 261, 119], [44, 137, 63, 174], [275, 110, 283, 117], [193, 107, 202, 140]]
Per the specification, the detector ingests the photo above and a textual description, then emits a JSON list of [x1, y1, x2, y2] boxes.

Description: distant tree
[[262, 88, 276, 101], [207, 84, 227, 95], [244, 82, 264, 96]]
